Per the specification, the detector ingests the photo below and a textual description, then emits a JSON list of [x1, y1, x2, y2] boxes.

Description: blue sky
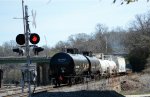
[[0, 0, 150, 47]]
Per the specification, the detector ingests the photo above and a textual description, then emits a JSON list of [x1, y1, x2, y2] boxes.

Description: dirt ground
[[120, 73, 150, 95]]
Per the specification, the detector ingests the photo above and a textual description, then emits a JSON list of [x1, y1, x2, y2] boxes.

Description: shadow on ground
[[32, 90, 125, 97]]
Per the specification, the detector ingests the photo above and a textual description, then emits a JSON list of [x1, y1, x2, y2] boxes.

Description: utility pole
[[22, 0, 26, 35]]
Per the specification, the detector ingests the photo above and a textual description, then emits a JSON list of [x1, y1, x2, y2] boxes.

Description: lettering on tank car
[[58, 58, 66, 62]]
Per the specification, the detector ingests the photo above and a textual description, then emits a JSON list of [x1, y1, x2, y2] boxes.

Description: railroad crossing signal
[[14, 33, 43, 56], [16, 33, 40, 45]]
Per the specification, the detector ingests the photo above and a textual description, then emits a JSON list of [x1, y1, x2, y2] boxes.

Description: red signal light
[[32, 35, 38, 42], [30, 33, 40, 44]]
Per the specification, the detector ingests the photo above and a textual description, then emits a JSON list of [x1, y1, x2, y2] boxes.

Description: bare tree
[[1, 40, 17, 57], [113, 0, 149, 4], [122, 12, 150, 72]]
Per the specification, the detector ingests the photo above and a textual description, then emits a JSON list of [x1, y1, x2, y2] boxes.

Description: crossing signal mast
[[13, 0, 44, 97], [13, 2, 44, 56]]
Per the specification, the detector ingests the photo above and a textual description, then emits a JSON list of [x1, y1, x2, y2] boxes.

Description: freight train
[[49, 51, 126, 87]]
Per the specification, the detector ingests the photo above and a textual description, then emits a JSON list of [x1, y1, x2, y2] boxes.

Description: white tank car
[[107, 60, 117, 74], [99, 59, 117, 76], [112, 56, 126, 73], [99, 60, 109, 76]]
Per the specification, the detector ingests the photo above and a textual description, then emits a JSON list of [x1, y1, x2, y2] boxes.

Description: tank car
[[99, 60, 109, 76], [99, 59, 117, 76], [85, 56, 100, 74], [49, 52, 91, 86], [108, 60, 117, 74], [112, 56, 126, 74], [85, 56, 101, 79]]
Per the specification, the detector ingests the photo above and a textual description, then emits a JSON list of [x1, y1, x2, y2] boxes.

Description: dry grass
[[120, 73, 150, 95]]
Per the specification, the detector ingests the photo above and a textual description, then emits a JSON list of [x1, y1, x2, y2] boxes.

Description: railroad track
[[1, 75, 129, 97], [1, 83, 76, 97], [2, 85, 54, 97]]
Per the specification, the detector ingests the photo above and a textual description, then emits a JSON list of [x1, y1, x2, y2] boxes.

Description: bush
[[128, 47, 149, 72]]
